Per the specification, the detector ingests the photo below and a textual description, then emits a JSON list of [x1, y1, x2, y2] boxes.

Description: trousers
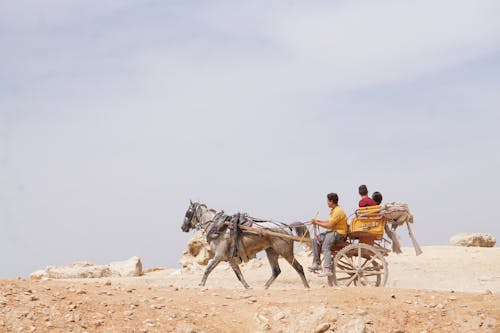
[[312, 230, 344, 268]]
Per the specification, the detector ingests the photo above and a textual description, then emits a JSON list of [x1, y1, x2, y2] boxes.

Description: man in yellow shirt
[[309, 192, 348, 277]]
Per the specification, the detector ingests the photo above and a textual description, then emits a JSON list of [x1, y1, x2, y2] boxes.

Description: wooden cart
[[233, 205, 390, 287], [327, 205, 389, 287]]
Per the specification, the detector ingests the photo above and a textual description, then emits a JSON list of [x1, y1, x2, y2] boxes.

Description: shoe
[[318, 268, 333, 277], [308, 263, 321, 272]]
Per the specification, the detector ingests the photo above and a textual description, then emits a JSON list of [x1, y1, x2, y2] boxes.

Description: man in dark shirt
[[358, 184, 377, 207]]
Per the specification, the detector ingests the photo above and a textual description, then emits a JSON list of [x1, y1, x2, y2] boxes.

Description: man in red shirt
[[358, 184, 377, 207]]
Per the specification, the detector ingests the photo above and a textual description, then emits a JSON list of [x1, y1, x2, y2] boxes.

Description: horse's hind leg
[[229, 259, 251, 289], [199, 256, 222, 287], [283, 253, 310, 288], [264, 248, 281, 289]]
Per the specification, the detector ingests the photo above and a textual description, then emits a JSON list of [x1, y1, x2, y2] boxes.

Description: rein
[[311, 211, 320, 243]]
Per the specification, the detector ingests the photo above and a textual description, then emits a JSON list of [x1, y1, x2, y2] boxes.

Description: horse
[[181, 201, 311, 289]]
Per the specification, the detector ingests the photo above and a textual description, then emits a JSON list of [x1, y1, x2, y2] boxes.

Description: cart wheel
[[332, 243, 388, 287]]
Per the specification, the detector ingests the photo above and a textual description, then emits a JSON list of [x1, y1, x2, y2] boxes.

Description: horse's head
[[181, 200, 198, 232], [182, 200, 215, 232], [182, 200, 218, 233]]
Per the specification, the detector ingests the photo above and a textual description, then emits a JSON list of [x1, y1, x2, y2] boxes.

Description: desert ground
[[1, 246, 499, 332]]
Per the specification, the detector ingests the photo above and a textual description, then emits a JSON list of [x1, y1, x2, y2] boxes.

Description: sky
[[1, 0, 499, 278]]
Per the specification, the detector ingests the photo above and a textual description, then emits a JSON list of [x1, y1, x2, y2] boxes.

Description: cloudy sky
[[1, 0, 499, 278]]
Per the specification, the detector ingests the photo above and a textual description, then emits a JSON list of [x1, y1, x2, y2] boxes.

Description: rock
[[449, 233, 496, 247], [43, 262, 112, 279], [355, 308, 368, 316], [179, 230, 214, 268], [29, 257, 142, 280], [109, 256, 143, 277], [273, 312, 286, 321], [314, 323, 331, 333], [337, 318, 366, 333], [29, 270, 49, 281], [256, 314, 268, 323], [123, 310, 134, 317], [65, 313, 76, 323], [260, 323, 271, 331]]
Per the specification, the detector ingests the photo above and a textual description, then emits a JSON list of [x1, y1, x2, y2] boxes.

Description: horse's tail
[[289, 222, 312, 251]]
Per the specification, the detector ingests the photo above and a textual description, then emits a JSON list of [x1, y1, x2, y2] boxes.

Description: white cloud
[[1, 1, 500, 277]]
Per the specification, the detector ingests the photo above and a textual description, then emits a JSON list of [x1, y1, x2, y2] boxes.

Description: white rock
[[29, 257, 143, 280], [46, 263, 112, 279], [449, 233, 496, 247], [273, 312, 286, 321], [261, 323, 271, 331], [109, 256, 143, 277], [314, 323, 331, 333], [337, 318, 366, 333], [179, 230, 214, 268], [29, 270, 49, 281]]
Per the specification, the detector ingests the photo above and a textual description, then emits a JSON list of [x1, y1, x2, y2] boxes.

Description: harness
[[186, 203, 299, 262]]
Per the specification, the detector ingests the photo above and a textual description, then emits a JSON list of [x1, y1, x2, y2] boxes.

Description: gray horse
[[181, 201, 311, 289]]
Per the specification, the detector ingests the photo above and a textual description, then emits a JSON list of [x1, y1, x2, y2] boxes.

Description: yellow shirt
[[328, 205, 348, 236]]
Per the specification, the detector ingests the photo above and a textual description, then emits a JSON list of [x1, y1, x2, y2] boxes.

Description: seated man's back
[[359, 196, 377, 207], [358, 184, 377, 207]]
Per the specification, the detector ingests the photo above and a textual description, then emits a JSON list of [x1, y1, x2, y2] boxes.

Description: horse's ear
[[189, 199, 193, 205]]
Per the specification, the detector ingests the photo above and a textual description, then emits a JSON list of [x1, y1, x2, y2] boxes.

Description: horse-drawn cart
[[182, 201, 419, 289], [237, 205, 391, 287]]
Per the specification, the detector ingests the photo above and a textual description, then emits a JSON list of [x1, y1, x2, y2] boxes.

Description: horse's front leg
[[229, 259, 251, 289], [199, 256, 222, 287]]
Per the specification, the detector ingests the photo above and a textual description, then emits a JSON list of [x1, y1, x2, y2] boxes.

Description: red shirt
[[359, 197, 377, 207]]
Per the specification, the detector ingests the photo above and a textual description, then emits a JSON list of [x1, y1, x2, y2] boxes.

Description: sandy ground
[[1, 246, 499, 332]]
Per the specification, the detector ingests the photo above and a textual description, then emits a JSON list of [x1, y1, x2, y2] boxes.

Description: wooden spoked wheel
[[329, 243, 388, 287]]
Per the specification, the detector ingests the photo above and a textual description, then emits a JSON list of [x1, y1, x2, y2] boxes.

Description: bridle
[[186, 203, 214, 232]]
